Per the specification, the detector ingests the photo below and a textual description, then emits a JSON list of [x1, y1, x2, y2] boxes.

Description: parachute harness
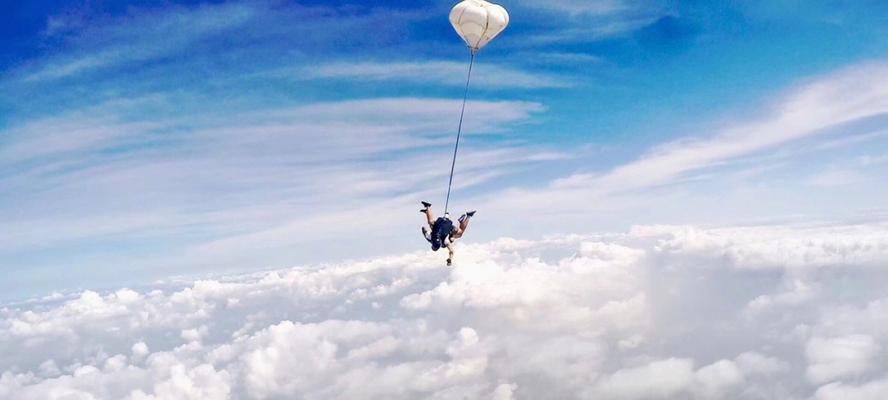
[[443, 52, 476, 216]]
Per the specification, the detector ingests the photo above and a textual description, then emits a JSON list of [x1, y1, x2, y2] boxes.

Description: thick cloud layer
[[2, 221, 888, 399]]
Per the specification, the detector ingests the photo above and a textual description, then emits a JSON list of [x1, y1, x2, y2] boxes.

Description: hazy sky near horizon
[[2, 0, 888, 300]]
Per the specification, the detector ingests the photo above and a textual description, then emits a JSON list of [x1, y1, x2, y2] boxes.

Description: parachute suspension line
[[444, 52, 476, 216]]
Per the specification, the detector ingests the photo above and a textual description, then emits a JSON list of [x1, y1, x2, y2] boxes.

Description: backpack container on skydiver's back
[[430, 217, 454, 251]]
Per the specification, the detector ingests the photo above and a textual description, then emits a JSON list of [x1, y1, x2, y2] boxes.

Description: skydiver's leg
[[452, 213, 472, 239], [446, 242, 454, 266], [420, 201, 435, 227], [423, 207, 435, 228]]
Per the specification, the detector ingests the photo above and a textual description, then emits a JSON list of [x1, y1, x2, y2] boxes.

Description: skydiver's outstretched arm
[[446, 241, 455, 265]]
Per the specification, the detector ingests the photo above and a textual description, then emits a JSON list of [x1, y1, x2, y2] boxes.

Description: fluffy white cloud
[[815, 376, 888, 400], [806, 335, 881, 384], [631, 222, 888, 270], [734, 352, 790, 376], [2, 221, 888, 399], [587, 358, 696, 399], [692, 359, 744, 399]]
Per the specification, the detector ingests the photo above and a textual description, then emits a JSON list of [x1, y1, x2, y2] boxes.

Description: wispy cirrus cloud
[[508, 0, 674, 45], [297, 61, 570, 89], [0, 94, 556, 295], [8, 2, 431, 87], [4, 0, 887, 308], [0, 0, 566, 296], [21, 3, 258, 82], [561, 62, 888, 192], [514, 0, 666, 18], [480, 61, 888, 219]]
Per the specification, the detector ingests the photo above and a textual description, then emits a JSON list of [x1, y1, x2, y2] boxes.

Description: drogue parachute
[[420, 1, 510, 263], [441, 0, 510, 216], [449, 0, 510, 54]]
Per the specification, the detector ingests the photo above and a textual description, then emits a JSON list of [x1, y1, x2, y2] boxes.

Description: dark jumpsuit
[[428, 217, 454, 251]]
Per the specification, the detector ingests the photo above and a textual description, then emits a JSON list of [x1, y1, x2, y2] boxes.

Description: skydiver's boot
[[446, 258, 452, 266], [420, 201, 432, 213], [459, 210, 476, 224]]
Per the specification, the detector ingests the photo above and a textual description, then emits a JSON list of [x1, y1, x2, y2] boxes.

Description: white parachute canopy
[[449, 0, 510, 53]]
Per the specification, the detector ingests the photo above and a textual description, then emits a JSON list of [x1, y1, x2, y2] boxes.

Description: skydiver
[[419, 201, 475, 266]]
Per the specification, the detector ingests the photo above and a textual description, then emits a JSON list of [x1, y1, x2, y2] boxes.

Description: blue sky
[[1, 0, 887, 301]]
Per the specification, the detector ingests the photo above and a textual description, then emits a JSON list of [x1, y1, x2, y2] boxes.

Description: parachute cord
[[444, 52, 475, 217]]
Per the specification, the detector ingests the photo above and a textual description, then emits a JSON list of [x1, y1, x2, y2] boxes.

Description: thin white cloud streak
[[279, 97, 545, 135], [486, 62, 888, 215], [183, 146, 552, 261], [23, 3, 257, 81], [2, 221, 888, 398], [524, 51, 605, 65], [508, 0, 671, 45], [0, 117, 163, 164], [512, 0, 657, 16], [523, 18, 663, 45], [858, 153, 888, 166], [804, 167, 865, 187], [299, 61, 569, 89], [0, 96, 549, 255], [13, 2, 433, 84], [715, 126, 888, 179], [561, 62, 888, 192]]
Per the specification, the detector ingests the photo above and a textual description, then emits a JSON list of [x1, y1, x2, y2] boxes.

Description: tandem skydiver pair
[[419, 201, 474, 266]]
